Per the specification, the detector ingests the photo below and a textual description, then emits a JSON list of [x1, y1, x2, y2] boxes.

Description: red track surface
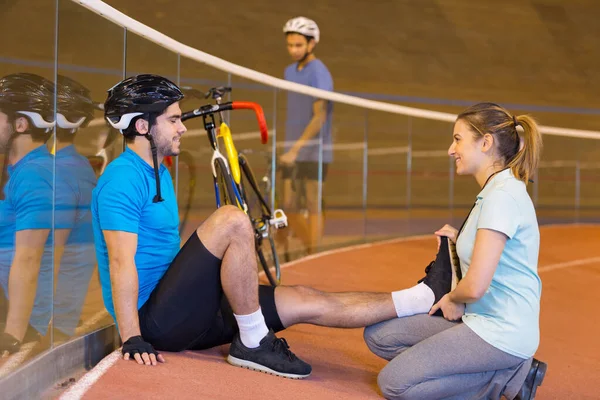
[[66, 225, 600, 400]]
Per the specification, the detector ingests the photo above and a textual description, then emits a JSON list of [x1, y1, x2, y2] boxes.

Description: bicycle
[[181, 86, 287, 287]]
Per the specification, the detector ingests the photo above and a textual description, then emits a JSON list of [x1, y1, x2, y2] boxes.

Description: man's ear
[[14, 116, 29, 133], [134, 118, 149, 135], [307, 37, 316, 53]]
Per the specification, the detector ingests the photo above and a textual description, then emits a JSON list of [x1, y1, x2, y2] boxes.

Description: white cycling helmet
[[283, 17, 320, 43]]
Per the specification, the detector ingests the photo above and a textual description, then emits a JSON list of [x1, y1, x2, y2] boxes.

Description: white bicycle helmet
[[283, 17, 320, 43]]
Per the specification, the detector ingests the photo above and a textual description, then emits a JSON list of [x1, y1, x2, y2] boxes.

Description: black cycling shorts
[[138, 233, 285, 352]]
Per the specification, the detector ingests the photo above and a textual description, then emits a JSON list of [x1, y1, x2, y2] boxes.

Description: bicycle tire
[[214, 157, 237, 207], [239, 154, 272, 215], [239, 154, 282, 286], [257, 234, 281, 287]]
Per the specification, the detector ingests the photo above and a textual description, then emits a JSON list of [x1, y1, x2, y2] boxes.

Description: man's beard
[[153, 132, 179, 157]]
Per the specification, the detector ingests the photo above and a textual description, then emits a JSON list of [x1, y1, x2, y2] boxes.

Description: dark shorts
[[281, 162, 329, 182], [138, 233, 285, 352]]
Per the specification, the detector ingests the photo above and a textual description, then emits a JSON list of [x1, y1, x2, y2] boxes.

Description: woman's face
[[448, 119, 487, 176]]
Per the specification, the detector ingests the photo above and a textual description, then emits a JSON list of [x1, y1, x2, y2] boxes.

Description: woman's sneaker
[[227, 330, 312, 379], [417, 236, 462, 316]]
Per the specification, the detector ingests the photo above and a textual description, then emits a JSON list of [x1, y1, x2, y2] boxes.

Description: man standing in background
[[280, 16, 334, 256]]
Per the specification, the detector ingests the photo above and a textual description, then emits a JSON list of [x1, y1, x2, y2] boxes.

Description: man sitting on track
[[92, 74, 460, 380]]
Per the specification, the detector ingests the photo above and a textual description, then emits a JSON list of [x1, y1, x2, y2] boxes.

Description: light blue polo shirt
[[455, 168, 542, 359], [284, 58, 334, 163]]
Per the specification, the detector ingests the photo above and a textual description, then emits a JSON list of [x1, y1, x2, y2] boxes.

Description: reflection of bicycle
[[181, 87, 287, 286], [163, 151, 196, 236]]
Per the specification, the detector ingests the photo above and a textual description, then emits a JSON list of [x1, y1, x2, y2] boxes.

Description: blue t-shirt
[[0, 145, 54, 335], [53, 145, 98, 336], [284, 58, 334, 163], [456, 169, 542, 359], [92, 148, 180, 322]]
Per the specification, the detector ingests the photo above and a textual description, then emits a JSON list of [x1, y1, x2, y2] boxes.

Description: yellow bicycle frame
[[217, 121, 242, 185]]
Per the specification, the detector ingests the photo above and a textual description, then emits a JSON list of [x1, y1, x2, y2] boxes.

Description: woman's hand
[[434, 224, 459, 250], [429, 293, 465, 321]]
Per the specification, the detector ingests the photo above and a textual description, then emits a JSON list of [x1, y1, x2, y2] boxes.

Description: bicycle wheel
[[257, 234, 281, 287], [214, 157, 237, 207], [239, 154, 282, 286]]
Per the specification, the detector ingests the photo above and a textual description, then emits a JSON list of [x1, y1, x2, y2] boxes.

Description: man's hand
[[279, 150, 298, 166], [0, 332, 21, 357], [434, 224, 459, 250], [429, 293, 465, 321], [122, 335, 165, 366]]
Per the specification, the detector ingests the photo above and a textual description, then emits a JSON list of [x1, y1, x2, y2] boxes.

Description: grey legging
[[363, 315, 532, 400]]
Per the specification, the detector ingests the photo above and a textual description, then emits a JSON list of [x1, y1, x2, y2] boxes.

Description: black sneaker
[[227, 330, 312, 379], [515, 358, 547, 400], [417, 236, 462, 316]]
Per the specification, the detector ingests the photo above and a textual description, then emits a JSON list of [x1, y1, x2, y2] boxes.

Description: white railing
[[73, 0, 600, 141]]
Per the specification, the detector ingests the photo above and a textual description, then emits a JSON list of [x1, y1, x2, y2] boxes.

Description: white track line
[[58, 350, 121, 400], [257, 234, 433, 278], [538, 256, 600, 273]]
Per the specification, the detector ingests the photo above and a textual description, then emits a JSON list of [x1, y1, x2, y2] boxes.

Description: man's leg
[[302, 162, 328, 254], [195, 206, 261, 318], [303, 180, 323, 254], [138, 206, 248, 351], [277, 166, 311, 254], [274, 236, 458, 330], [140, 205, 311, 378], [275, 286, 397, 328]]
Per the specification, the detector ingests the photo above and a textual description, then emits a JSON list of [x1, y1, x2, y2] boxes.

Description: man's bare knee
[[276, 285, 328, 326], [290, 285, 323, 301], [196, 206, 253, 257], [197, 205, 252, 238]]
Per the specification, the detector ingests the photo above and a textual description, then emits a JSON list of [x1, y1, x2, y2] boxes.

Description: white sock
[[234, 308, 269, 349], [391, 282, 435, 318]]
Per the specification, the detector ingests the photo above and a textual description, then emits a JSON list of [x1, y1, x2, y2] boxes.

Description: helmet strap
[[143, 117, 164, 203], [146, 132, 164, 203]]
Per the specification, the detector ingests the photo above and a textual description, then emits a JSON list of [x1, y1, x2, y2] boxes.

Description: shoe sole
[[226, 355, 311, 380], [528, 361, 547, 399], [448, 240, 462, 291]]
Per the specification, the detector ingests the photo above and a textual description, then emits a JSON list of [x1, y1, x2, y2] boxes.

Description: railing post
[[363, 110, 368, 241], [575, 161, 581, 223]]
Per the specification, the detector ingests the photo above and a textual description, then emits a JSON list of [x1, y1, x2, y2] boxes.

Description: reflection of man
[[51, 75, 98, 341], [280, 17, 334, 255], [0, 73, 55, 355]]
